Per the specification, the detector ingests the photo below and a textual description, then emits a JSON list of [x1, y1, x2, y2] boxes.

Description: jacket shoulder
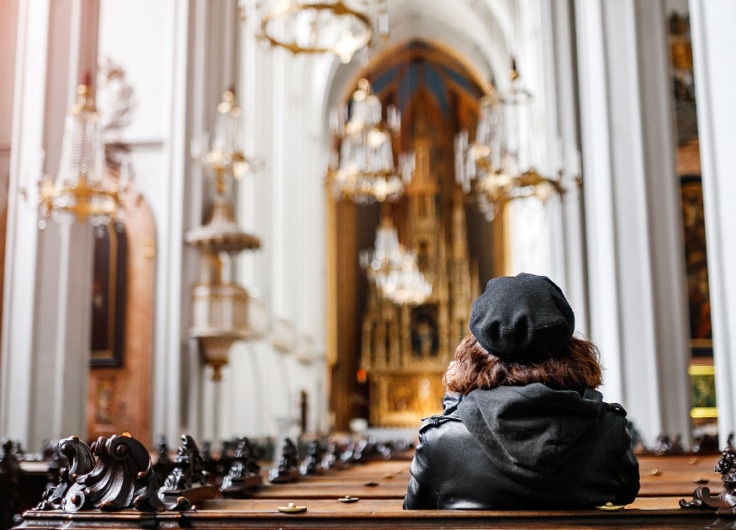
[[418, 411, 463, 435]]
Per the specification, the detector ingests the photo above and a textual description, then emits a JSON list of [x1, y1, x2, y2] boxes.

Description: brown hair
[[443, 332, 603, 395]]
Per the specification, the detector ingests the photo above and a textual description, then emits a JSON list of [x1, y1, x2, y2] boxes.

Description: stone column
[[1, 0, 100, 450], [574, 0, 691, 444], [690, 0, 736, 444]]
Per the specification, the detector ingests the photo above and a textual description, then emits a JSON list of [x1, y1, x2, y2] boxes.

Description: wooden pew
[[637, 454, 723, 497], [246, 454, 723, 501], [10, 440, 735, 529], [14, 496, 736, 529]]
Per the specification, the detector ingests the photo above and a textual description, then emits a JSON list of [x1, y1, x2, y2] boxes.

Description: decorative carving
[[36, 436, 95, 511], [153, 435, 174, 481], [681, 440, 736, 511], [353, 438, 392, 463], [321, 439, 344, 471], [300, 440, 324, 476], [36, 434, 190, 512], [159, 434, 215, 503], [268, 438, 299, 483], [220, 437, 263, 497], [41, 439, 66, 495], [692, 433, 720, 455], [1, 439, 22, 530], [653, 433, 685, 455]]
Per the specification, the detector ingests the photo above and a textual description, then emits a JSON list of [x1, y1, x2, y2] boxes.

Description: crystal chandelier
[[256, 0, 388, 64], [359, 214, 431, 306], [187, 88, 267, 381], [327, 78, 415, 204], [38, 76, 125, 229], [455, 60, 563, 221], [199, 87, 259, 186], [377, 252, 432, 306]]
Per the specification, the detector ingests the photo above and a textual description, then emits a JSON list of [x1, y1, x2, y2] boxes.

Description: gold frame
[[688, 363, 717, 419]]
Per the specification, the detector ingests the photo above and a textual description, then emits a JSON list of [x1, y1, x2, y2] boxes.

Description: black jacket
[[403, 383, 640, 509]]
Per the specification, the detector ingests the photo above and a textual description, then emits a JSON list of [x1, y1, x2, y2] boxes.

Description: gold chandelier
[[187, 88, 266, 381], [455, 61, 563, 220], [256, 0, 388, 64], [359, 214, 431, 306], [327, 78, 414, 204], [38, 78, 125, 229], [199, 87, 260, 193]]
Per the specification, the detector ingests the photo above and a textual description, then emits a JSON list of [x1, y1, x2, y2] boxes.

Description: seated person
[[403, 273, 640, 510]]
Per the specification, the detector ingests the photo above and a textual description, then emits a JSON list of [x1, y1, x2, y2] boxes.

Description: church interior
[[2, 0, 736, 522]]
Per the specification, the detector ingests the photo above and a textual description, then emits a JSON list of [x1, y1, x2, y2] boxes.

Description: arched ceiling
[[325, 0, 518, 116], [385, 0, 514, 88], [370, 40, 485, 118]]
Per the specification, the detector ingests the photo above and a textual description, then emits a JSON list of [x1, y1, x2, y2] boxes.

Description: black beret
[[468, 273, 575, 362]]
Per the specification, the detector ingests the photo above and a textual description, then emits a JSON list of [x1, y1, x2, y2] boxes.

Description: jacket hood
[[457, 383, 605, 482]]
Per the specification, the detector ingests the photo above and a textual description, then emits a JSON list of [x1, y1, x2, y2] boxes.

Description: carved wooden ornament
[[681, 443, 736, 511], [37, 433, 190, 512]]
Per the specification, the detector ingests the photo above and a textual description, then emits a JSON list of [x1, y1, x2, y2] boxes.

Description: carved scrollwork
[[268, 438, 300, 484], [300, 439, 324, 476], [681, 441, 736, 511], [36, 436, 95, 510], [220, 437, 263, 497], [159, 434, 215, 503], [37, 433, 190, 512]]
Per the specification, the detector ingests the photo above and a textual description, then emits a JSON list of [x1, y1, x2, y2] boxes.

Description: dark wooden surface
[[12, 453, 735, 529], [245, 454, 725, 499], [14, 497, 735, 529]]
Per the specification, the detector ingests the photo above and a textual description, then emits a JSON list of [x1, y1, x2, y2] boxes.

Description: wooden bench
[[13, 496, 736, 529], [11, 452, 736, 529]]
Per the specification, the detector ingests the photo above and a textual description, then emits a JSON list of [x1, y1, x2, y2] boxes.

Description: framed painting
[[680, 175, 712, 356], [411, 303, 439, 358], [90, 223, 128, 367], [688, 363, 717, 420]]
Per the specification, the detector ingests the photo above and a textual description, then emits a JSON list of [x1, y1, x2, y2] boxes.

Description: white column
[[268, 45, 295, 428], [0, 0, 16, 436], [37, 223, 95, 441], [575, 0, 690, 444], [1, 0, 100, 450], [689, 0, 736, 444], [0, 0, 44, 445], [544, 0, 589, 331], [151, 0, 192, 445], [301, 55, 330, 434]]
